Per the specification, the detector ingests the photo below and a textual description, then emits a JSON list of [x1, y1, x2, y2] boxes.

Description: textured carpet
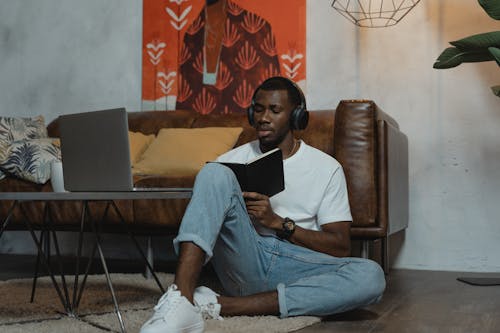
[[0, 273, 320, 333]]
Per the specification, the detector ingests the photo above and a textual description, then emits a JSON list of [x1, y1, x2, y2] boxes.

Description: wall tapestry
[[142, 0, 306, 114]]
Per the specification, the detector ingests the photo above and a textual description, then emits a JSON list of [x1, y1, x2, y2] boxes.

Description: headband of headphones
[[247, 76, 309, 130]]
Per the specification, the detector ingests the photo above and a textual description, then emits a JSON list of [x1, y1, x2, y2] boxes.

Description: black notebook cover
[[216, 148, 284, 197]]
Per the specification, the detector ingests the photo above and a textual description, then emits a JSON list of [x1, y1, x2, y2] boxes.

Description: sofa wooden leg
[[361, 240, 370, 258], [382, 236, 390, 275]]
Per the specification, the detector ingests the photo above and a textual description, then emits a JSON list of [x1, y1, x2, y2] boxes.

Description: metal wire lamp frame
[[331, 0, 421, 28]]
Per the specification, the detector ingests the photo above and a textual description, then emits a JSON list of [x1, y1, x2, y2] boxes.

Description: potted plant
[[433, 0, 500, 97]]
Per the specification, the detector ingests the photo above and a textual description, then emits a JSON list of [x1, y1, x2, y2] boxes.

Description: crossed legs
[[174, 242, 279, 316], [172, 163, 385, 318]]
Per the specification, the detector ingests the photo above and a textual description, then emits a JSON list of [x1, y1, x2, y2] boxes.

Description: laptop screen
[[59, 108, 133, 192]]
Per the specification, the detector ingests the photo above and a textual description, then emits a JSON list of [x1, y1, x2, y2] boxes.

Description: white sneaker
[[194, 286, 223, 321], [140, 284, 204, 333]]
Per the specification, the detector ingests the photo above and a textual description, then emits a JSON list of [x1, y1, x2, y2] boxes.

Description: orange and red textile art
[[142, 0, 306, 114]]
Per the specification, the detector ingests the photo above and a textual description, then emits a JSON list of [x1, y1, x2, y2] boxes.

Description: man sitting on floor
[[140, 76, 386, 333]]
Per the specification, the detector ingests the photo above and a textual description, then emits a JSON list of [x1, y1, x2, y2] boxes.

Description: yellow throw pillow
[[51, 138, 61, 147], [129, 131, 155, 165], [133, 127, 243, 176]]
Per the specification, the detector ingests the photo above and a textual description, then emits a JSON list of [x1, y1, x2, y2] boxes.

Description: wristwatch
[[278, 217, 296, 240]]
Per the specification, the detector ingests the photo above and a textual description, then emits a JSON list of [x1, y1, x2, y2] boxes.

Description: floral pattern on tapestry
[[142, 0, 306, 114]]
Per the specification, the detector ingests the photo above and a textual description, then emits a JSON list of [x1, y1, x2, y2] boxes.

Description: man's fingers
[[245, 199, 266, 206], [242, 191, 267, 200], [245, 205, 264, 216]]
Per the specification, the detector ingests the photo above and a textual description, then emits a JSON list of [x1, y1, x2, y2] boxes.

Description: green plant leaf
[[433, 47, 494, 69], [488, 46, 500, 65], [492, 85, 500, 97], [478, 0, 500, 20], [450, 31, 500, 50]]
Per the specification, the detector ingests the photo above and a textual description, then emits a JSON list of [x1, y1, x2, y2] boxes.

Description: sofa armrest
[[334, 100, 378, 228], [333, 100, 408, 237]]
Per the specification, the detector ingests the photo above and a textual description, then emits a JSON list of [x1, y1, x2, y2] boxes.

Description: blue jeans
[[173, 163, 385, 318]]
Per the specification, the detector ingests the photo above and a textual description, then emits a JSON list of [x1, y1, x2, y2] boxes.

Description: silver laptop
[[59, 108, 178, 192]]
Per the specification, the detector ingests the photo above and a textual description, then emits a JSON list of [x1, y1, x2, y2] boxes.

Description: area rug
[[0, 273, 320, 333]]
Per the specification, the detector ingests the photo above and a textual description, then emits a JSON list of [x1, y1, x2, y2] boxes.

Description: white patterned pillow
[[0, 138, 61, 184], [0, 115, 48, 181], [0, 140, 7, 180], [0, 115, 47, 142]]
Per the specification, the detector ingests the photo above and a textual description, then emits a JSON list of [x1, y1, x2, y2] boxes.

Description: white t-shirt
[[216, 140, 352, 233]]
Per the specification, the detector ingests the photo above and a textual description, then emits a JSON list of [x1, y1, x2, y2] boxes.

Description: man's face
[[252, 89, 294, 148]]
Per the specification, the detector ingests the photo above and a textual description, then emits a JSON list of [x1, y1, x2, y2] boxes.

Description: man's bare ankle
[[174, 283, 195, 303]]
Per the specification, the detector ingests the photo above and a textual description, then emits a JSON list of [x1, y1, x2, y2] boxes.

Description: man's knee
[[359, 260, 386, 302], [196, 163, 238, 188]]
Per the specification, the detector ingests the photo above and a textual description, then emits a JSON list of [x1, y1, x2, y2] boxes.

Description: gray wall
[[2, 0, 500, 272], [0, 0, 142, 121], [0, 0, 147, 259]]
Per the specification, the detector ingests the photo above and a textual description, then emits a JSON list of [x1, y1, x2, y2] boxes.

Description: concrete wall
[[1, 0, 500, 272], [0, 0, 142, 121]]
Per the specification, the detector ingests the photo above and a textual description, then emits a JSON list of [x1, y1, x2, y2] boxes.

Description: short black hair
[[255, 76, 303, 108]]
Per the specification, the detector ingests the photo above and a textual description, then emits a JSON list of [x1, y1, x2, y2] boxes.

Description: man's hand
[[242, 192, 282, 230], [243, 193, 351, 257]]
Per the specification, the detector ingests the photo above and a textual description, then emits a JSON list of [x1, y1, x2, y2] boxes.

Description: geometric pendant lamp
[[331, 0, 421, 28]]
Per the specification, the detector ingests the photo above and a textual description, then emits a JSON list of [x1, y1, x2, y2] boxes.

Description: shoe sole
[[181, 322, 204, 333], [141, 320, 204, 333]]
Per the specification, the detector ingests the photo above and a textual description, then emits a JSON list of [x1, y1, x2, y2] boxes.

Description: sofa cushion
[[0, 115, 48, 142], [191, 112, 256, 147], [0, 138, 61, 184], [129, 131, 155, 165], [0, 115, 48, 180], [133, 127, 243, 176]]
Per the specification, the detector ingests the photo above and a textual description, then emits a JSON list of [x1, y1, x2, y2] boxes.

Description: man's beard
[[259, 129, 290, 152]]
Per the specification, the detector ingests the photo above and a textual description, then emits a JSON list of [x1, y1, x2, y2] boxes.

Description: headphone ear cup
[[247, 105, 255, 127], [299, 109, 309, 130], [290, 107, 300, 130], [290, 105, 309, 130]]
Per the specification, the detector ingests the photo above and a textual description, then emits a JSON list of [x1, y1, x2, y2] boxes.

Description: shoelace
[[199, 303, 223, 321], [153, 285, 182, 317]]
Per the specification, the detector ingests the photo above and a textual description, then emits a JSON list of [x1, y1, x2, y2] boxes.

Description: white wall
[[1, 0, 500, 272], [308, 1, 500, 272]]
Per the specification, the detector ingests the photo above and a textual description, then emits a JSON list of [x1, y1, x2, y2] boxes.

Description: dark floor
[[1, 254, 500, 333]]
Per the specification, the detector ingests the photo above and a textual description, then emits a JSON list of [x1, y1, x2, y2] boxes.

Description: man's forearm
[[287, 225, 351, 258]]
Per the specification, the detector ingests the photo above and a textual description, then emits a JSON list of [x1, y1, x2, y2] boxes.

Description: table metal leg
[[0, 200, 18, 241], [1, 192, 191, 332], [96, 236, 126, 332], [90, 204, 126, 333], [73, 201, 110, 313], [30, 227, 45, 303], [145, 236, 154, 280], [48, 206, 72, 311], [31, 202, 72, 305], [71, 201, 89, 313], [17, 202, 70, 313], [110, 201, 165, 294], [75, 240, 98, 311]]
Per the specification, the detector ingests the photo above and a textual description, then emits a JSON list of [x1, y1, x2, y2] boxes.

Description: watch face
[[284, 220, 295, 231], [279, 218, 295, 240]]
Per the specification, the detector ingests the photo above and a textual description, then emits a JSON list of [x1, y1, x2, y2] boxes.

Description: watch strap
[[278, 217, 296, 240]]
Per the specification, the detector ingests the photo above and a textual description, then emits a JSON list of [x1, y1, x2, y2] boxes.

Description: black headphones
[[247, 76, 309, 130]]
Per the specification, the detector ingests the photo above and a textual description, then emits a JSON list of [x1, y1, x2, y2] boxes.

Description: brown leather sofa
[[0, 100, 408, 272]]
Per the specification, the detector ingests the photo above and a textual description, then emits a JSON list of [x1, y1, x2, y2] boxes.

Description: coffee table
[[0, 190, 192, 333]]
